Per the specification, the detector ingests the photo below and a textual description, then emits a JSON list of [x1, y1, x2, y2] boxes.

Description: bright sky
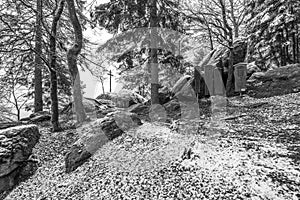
[[81, 0, 122, 98]]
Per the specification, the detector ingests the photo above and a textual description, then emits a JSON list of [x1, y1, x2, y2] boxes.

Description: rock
[[29, 111, 50, 119], [96, 93, 112, 100], [96, 106, 115, 119], [163, 99, 181, 120], [96, 99, 114, 107], [60, 97, 106, 115], [0, 125, 40, 192], [29, 115, 51, 123], [128, 103, 150, 121], [144, 86, 173, 105], [149, 104, 168, 122], [82, 98, 99, 113], [0, 122, 24, 130], [194, 38, 248, 97], [112, 90, 147, 108], [247, 64, 300, 97], [103, 111, 142, 140], [174, 78, 196, 101], [28, 111, 51, 123], [65, 111, 142, 173], [171, 75, 192, 95], [247, 62, 261, 79], [249, 72, 266, 80], [97, 91, 146, 108], [158, 91, 172, 105], [64, 144, 93, 173], [20, 117, 31, 122]]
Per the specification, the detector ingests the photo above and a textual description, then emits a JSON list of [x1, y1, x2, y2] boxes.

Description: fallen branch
[[244, 102, 268, 109], [222, 113, 247, 120]]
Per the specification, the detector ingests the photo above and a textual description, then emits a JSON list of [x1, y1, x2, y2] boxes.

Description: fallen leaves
[[4, 92, 300, 200]]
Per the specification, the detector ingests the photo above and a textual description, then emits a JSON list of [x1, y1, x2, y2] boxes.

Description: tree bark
[[229, 0, 239, 38], [49, 0, 65, 132], [34, 0, 43, 112], [149, 0, 159, 105], [66, 0, 87, 123], [218, 0, 234, 96], [100, 77, 105, 94], [226, 49, 234, 96]]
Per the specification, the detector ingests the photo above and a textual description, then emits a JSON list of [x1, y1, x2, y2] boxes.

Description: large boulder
[[158, 88, 173, 105], [26, 111, 51, 123], [65, 111, 142, 173], [96, 93, 112, 100], [247, 62, 261, 79], [171, 75, 192, 95], [128, 103, 150, 121], [60, 97, 109, 115], [144, 86, 173, 105], [0, 125, 40, 192], [96, 105, 116, 119], [194, 38, 248, 97], [0, 122, 24, 130], [97, 91, 146, 108], [247, 64, 300, 97], [114, 90, 146, 108], [163, 99, 181, 120], [29, 111, 50, 118]]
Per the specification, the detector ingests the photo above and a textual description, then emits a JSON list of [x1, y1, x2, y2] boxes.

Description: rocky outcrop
[[29, 111, 50, 119], [29, 114, 51, 123], [246, 62, 261, 79], [97, 91, 146, 108], [193, 39, 248, 97], [96, 106, 116, 119], [128, 103, 150, 121], [163, 99, 181, 120], [65, 111, 142, 173], [171, 75, 192, 96], [60, 98, 106, 115], [247, 64, 300, 98], [0, 122, 24, 130], [0, 125, 40, 192], [17, 111, 51, 124]]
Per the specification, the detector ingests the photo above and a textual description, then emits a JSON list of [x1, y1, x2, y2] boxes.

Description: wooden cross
[[107, 70, 114, 92]]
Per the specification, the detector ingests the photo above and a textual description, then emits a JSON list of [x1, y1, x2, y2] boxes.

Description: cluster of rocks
[[65, 111, 142, 173], [64, 84, 195, 172], [20, 111, 51, 124], [247, 64, 300, 97], [0, 125, 40, 193]]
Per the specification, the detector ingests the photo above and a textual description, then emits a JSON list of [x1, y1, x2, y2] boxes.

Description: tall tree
[[34, 0, 43, 112], [93, 0, 184, 103], [246, 0, 300, 69], [66, 0, 87, 123], [183, 0, 249, 96], [150, 0, 159, 104], [49, 0, 65, 131]]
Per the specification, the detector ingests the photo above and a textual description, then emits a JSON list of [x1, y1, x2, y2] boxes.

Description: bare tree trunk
[[208, 27, 214, 50], [219, 0, 234, 96], [66, 0, 87, 123], [226, 49, 234, 96], [296, 24, 299, 63], [49, 0, 65, 132], [285, 28, 290, 63], [12, 87, 20, 121], [150, 0, 159, 105], [292, 29, 297, 63], [229, 0, 239, 38], [34, 0, 43, 112], [100, 78, 105, 94]]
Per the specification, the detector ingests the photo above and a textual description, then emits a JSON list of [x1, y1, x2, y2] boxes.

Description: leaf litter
[[4, 93, 300, 200]]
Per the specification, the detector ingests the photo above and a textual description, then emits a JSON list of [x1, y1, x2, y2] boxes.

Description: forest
[[0, 0, 300, 199]]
